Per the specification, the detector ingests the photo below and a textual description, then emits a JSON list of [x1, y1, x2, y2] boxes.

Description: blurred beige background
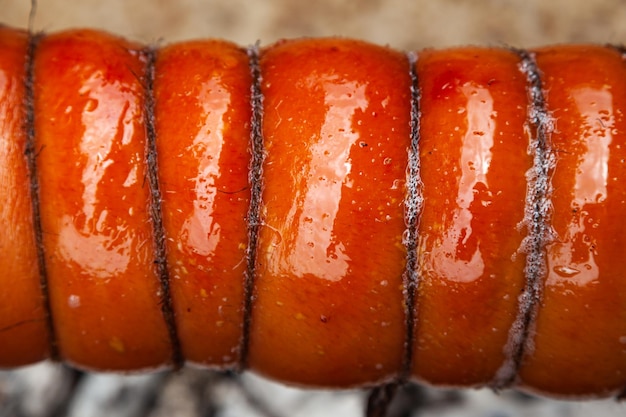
[[1, 0, 626, 50]]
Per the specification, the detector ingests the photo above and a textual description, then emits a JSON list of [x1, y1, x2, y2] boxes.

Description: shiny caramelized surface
[[1, 26, 626, 398], [248, 39, 410, 386], [0, 27, 49, 365], [413, 48, 531, 386], [34, 31, 172, 370], [518, 46, 626, 397], [154, 41, 251, 367]]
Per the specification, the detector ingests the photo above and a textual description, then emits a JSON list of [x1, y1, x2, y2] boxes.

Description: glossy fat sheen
[[517, 46, 626, 396], [2, 27, 626, 398], [249, 39, 410, 386], [412, 48, 530, 386], [0, 27, 49, 366], [34, 31, 173, 370], [154, 41, 251, 367]]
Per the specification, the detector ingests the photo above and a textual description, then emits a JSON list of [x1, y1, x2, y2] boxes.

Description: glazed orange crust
[[0, 26, 49, 366], [518, 46, 626, 397], [154, 41, 251, 367], [412, 48, 531, 386], [2, 26, 626, 398], [34, 30, 173, 370], [248, 39, 410, 386]]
